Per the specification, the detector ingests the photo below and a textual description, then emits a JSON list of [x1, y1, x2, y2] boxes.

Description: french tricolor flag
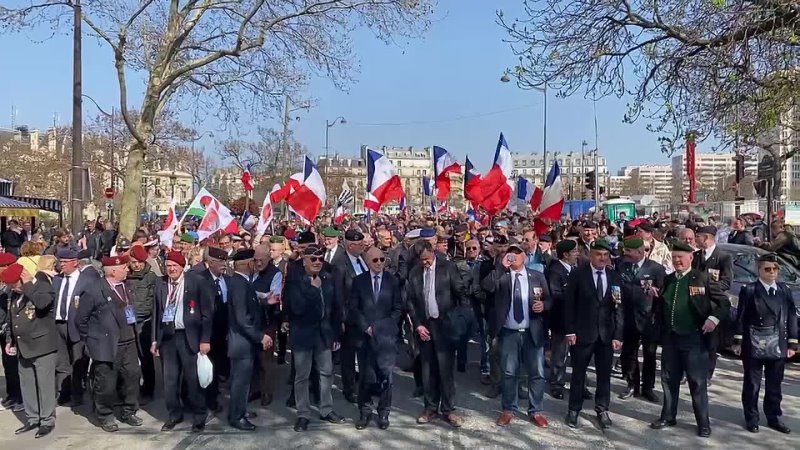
[[271, 172, 303, 203], [286, 156, 327, 223], [364, 149, 405, 212], [463, 156, 483, 208], [478, 133, 514, 216], [538, 161, 565, 222], [433, 146, 461, 201]]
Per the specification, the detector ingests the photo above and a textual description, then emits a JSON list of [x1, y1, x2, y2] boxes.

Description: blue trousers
[[499, 328, 545, 414]]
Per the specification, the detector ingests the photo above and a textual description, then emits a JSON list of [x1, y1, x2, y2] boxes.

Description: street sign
[[105, 199, 114, 209], [757, 154, 775, 180], [104, 187, 115, 199]]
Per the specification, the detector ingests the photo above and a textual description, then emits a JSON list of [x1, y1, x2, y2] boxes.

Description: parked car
[[716, 244, 800, 358]]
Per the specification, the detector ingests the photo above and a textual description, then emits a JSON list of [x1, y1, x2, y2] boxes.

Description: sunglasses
[[467, 246, 480, 251], [306, 256, 323, 263], [643, 247, 651, 252], [372, 257, 386, 263], [762, 266, 779, 273]]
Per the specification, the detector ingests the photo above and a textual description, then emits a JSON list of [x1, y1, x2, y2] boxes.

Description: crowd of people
[[0, 209, 797, 440]]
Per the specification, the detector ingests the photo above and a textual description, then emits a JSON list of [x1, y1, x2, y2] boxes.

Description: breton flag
[[334, 181, 353, 225], [364, 149, 404, 212], [478, 133, 514, 216], [538, 161, 565, 221], [286, 156, 327, 223], [256, 183, 281, 237], [270, 172, 303, 203], [159, 197, 180, 248], [433, 146, 462, 201], [463, 156, 483, 209], [196, 195, 239, 241], [241, 163, 254, 192]]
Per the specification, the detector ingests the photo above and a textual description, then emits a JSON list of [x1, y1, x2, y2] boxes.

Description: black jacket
[[734, 281, 798, 354], [563, 264, 625, 345], [545, 259, 572, 335], [728, 230, 754, 246], [347, 270, 403, 347], [692, 246, 734, 292], [406, 256, 467, 340], [226, 273, 266, 358], [6, 273, 58, 359], [253, 263, 282, 330], [77, 278, 137, 362], [617, 259, 667, 335], [152, 273, 213, 354], [52, 267, 100, 343], [483, 266, 551, 345], [0, 229, 24, 256], [285, 270, 343, 351]]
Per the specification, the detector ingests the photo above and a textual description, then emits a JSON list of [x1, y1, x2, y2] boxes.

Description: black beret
[[583, 221, 598, 229], [556, 239, 577, 253], [297, 231, 316, 245], [344, 229, 364, 241], [637, 222, 655, 233], [208, 247, 228, 260], [671, 241, 694, 253], [758, 253, 779, 263], [454, 223, 469, 233], [303, 245, 325, 257], [76, 249, 93, 260], [493, 235, 509, 245], [231, 249, 255, 261], [696, 226, 718, 236], [539, 234, 552, 242]]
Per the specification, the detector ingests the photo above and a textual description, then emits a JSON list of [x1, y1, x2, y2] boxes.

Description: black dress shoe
[[583, 389, 593, 400], [120, 414, 143, 427], [550, 389, 564, 400], [641, 390, 660, 404], [597, 411, 612, 429], [355, 412, 372, 430], [343, 393, 357, 404], [565, 410, 579, 428], [101, 421, 119, 433], [457, 363, 466, 373], [230, 418, 256, 431], [35, 424, 54, 438], [768, 421, 791, 434], [746, 424, 759, 433], [618, 386, 635, 400], [698, 426, 711, 438], [294, 417, 310, 432], [15, 423, 39, 434], [191, 423, 205, 433], [245, 411, 258, 419], [161, 418, 184, 431], [321, 411, 346, 424], [377, 413, 389, 430], [650, 419, 677, 430]]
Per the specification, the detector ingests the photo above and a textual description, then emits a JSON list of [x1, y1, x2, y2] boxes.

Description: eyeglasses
[[762, 266, 779, 273], [372, 257, 386, 263], [306, 256, 323, 263]]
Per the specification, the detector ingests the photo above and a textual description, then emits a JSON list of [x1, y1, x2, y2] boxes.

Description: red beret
[[165, 251, 186, 267], [130, 245, 149, 263], [0, 263, 24, 284], [101, 255, 130, 267], [0, 252, 17, 267]]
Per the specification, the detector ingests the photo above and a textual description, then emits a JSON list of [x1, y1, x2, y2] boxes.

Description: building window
[[422, 169, 427, 175]]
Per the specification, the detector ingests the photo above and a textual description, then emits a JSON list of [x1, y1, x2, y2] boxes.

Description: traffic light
[[754, 179, 768, 198], [584, 171, 596, 191], [734, 154, 746, 182]]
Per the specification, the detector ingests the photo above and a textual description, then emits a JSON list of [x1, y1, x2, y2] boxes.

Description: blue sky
[[0, 1, 677, 173]]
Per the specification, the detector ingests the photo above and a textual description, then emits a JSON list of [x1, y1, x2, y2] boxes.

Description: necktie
[[325, 250, 332, 263], [632, 264, 639, 277], [513, 273, 524, 323], [676, 273, 683, 281], [769, 287, 776, 296], [168, 281, 179, 304], [59, 276, 71, 320], [214, 278, 223, 301], [356, 258, 366, 274], [595, 270, 604, 302], [373, 274, 381, 303]]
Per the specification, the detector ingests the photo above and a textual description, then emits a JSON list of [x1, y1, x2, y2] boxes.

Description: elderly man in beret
[[649, 241, 730, 438], [152, 251, 214, 432], [617, 237, 666, 403], [76, 255, 142, 433], [2, 261, 58, 438], [126, 246, 159, 403]]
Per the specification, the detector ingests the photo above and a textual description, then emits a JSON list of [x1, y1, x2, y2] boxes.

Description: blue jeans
[[499, 328, 545, 414]]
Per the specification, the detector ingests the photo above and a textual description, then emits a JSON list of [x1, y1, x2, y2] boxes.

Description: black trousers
[[660, 331, 709, 428], [277, 328, 288, 362], [205, 330, 228, 410], [229, 356, 254, 423], [161, 330, 206, 426], [340, 332, 358, 397], [419, 320, 456, 415], [1, 340, 22, 403], [620, 327, 658, 392], [568, 338, 613, 413], [742, 353, 785, 426], [706, 327, 721, 380], [55, 321, 88, 402], [135, 319, 155, 397], [356, 345, 393, 415], [93, 341, 140, 423], [548, 331, 569, 390]]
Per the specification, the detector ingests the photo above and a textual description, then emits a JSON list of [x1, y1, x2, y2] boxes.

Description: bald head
[[364, 246, 385, 273], [254, 244, 269, 272]]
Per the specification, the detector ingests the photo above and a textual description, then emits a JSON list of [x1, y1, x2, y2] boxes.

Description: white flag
[[158, 197, 180, 248], [257, 184, 281, 237]]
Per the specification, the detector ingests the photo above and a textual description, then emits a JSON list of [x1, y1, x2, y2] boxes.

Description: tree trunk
[[118, 140, 146, 238]]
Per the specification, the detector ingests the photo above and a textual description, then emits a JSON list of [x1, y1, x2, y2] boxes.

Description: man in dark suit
[[252, 243, 282, 407], [193, 246, 231, 412], [407, 239, 467, 428], [226, 249, 272, 431], [76, 255, 142, 433], [51, 247, 97, 406], [478, 234, 510, 398], [692, 225, 733, 383], [350, 246, 403, 430], [733, 253, 797, 434], [285, 246, 345, 432], [616, 237, 666, 403], [545, 239, 579, 400], [322, 226, 347, 266], [152, 251, 213, 432], [485, 242, 552, 427], [575, 221, 597, 264], [649, 241, 730, 438], [728, 217, 754, 246], [0, 253, 23, 412], [563, 240, 624, 430], [2, 263, 58, 438]]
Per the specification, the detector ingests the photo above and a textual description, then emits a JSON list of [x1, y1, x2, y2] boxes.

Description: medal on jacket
[[188, 300, 197, 315], [611, 286, 621, 308], [24, 305, 35, 320], [73, 295, 80, 309], [708, 269, 720, 282]]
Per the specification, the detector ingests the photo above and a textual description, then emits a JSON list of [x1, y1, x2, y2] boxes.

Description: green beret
[[671, 241, 694, 253], [556, 239, 577, 253], [623, 237, 644, 250], [590, 239, 612, 252], [180, 233, 197, 244], [321, 227, 341, 238], [268, 235, 286, 244]]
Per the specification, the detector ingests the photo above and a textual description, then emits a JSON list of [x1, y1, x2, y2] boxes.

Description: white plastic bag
[[197, 353, 213, 389]]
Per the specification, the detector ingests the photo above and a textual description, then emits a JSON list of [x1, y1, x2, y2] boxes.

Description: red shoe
[[530, 413, 549, 428]]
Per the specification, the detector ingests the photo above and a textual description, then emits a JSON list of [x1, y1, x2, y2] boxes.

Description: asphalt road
[[0, 347, 797, 450]]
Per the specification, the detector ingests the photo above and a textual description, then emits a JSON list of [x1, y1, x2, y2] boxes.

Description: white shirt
[[168, 275, 186, 329], [591, 265, 608, 295], [424, 259, 439, 319], [559, 259, 572, 273], [704, 245, 716, 261], [505, 268, 530, 330], [348, 253, 367, 276], [211, 273, 228, 304], [325, 245, 339, 263], [56, 270, 80, 320], [759, 279, 778, 294]]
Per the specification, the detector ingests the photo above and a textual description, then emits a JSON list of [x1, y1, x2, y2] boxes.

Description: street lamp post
[[324, 116, 346, 204], [501, 74, 548, 170]]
